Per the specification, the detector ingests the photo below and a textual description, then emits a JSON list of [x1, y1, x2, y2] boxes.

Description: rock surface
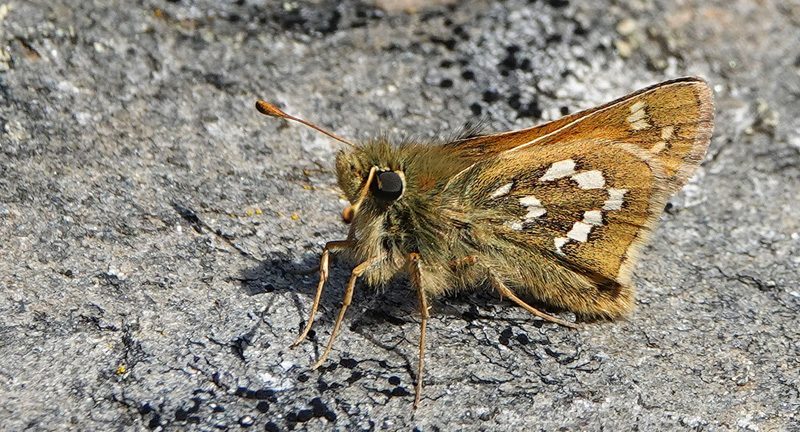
[[1, 0, 798, 430]]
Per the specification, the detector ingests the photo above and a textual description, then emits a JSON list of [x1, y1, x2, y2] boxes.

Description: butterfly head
[[336, 143, 407, 224]]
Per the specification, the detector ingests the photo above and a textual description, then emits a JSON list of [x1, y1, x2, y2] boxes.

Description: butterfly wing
[[447, 77, 714, 193], [442, 78, 713, 315]]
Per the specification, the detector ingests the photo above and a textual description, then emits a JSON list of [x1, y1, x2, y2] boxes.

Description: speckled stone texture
[[1, 1, 798, 430]]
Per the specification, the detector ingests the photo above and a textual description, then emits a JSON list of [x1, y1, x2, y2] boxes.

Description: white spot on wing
[[630, 119, 650, 130], [519, 195, 546, 220], [566, 221, 593, 242], [650, 141, 667, 153], [539, 159, 575, 181], [627, 102, 650, 129], [583, 210, 603, 226], [554, 237, 568, 255], [661, 125, 674, 140], [603, 188, 627, 211], [626, 109, 646, 123], [491, 182, 513, 198], [505, 221, 523, 231], [571, 170, 605, 189]]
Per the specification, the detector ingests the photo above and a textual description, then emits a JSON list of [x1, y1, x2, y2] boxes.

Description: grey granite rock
[[1, 0, 798, 430]]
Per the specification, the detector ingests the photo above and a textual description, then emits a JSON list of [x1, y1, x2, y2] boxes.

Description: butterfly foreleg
[[292, 240, 354, 347]]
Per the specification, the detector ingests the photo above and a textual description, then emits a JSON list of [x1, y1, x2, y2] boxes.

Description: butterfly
[[256, 76, 714, 407]]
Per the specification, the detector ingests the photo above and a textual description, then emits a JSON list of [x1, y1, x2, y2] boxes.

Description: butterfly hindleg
[[487, 270, 580, 329]]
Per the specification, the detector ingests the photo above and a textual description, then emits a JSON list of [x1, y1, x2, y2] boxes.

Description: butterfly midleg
[[407, 253, 429, 409], [486, 270, 580, 329], [313, 257, 375, 369], [293, 240, 354, 347]]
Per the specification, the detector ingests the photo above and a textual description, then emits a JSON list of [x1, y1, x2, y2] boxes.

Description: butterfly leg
[[487, 272, 580, 329], [312, 257, 374, 369], [450, 254, 480, 268], [407, 253, 429, 409], [292, 240, 354, 347]]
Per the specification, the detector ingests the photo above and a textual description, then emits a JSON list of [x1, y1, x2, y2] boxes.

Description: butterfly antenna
[[255, 100, 356, 147]]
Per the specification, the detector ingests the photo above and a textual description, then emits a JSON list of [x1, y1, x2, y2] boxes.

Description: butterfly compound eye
[[370, 170, 404, 201]]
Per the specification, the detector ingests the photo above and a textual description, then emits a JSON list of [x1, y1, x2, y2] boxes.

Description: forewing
[[444, 78, 714, 286], [448, 77, 713, 193]]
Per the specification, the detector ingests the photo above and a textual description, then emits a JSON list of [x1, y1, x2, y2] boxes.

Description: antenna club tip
[[255, 100, 285, 118]]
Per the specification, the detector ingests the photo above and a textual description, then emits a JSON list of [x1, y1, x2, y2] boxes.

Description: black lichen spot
[[461, 69, 475, 80], [346, 371, 363, 384], [517, 100, 542, 119], [204, 73, 235, 92], [548, 0, 569, 7], [499, 327, 513, 345], [297, 409, 314, 422], [453, 25, 469, 40], [256, 401, 270, 413], [498, 53, 518, 71], [482, 90, 501, 103], [339, 358, 358, 369], [440, 78, 454, 88], [265, 421, 280, 432], [311, 397, 328, 417], [297, 374, 309, 383], [517, 333, 530, 345], [469, 102, 482, 116], [431, 36, 457, 50], [388, 376, 401, 386], [148, 415, 161, 429], [254, 389, 274, 400], [174, 408, 189, 421], [138, 404, 161, 430], [392, 387, 411, 397], [560, 105, 570, 115]]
